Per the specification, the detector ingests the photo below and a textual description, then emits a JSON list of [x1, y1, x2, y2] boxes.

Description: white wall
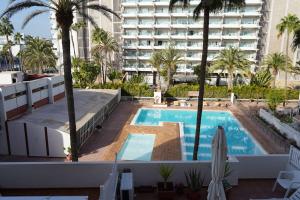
[[236, 155, 289, 179], [259, 109, 300, 146], [8, 123, 27, 156], [6, 121, 70, 157], [0, 155, 289, 189]]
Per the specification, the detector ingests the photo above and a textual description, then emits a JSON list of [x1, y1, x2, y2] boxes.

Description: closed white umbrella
[[207, 126, 228, 200]]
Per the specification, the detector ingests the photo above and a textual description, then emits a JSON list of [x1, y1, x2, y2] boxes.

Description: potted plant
[[223, 162, 233, 198], [64, 147, 72, 161], [185, 169, 204, 200], [157, 165, 175, 200]]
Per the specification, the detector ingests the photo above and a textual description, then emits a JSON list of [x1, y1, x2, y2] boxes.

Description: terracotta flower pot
[[186, 190, 201, 200], [66, 154, 72, 161]]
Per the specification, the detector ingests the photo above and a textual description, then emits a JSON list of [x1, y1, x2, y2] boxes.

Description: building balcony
[[154, 35, 169, 39], [122, 45, 138, 49], [154, 24, 171, 28], [154, 13, 170, 17], [240, 46, 258, 51], [223, 24, 241, 28], [171, 24, 188, 29], [137, 35, 153, 39], [171, 35, 186, 39], [187, 35, 203, 39], [209, 35, 222, 39], [241, 24, 260, 28], [138, 24, 154, 28], [121, 2, 137, 7], [222, 35, 240, 40], [123, 13, 137, 17], [242, 12, 262, 17], [240, 35, 258, 40], [122, 35, 138, 39], [138, 56, 151, 60], [137, 45, 153, 49], [187, 46, 202, 50], [138, 2, 154, 6], [138, 13, 155, 17], [123, 55, 138, 59], [122, 24, 138, 28]]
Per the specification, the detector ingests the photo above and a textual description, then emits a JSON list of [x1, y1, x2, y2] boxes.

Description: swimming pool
[[117, 134, 156, 161], [132, 108, 265, 160]]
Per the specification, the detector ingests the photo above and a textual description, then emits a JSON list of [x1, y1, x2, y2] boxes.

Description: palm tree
[[1, 0, 119, 162], [276, 14, 300, 105], [293, 26, 300, 51], [210, 47, 251, 90], [149, 51, 163, 90], [170, 0, 246, 160], [20, 37, 57, 73], [14, 32, 24, 70], [0, 17, 14, 69], [160, 45, 182, 89], [262, 53, 291, 88], [70, 20, 86, 57], [92, 28, 118, 84]]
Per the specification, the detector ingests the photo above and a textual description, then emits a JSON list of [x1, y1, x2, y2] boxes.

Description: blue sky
[[0, 0, 51, 39]]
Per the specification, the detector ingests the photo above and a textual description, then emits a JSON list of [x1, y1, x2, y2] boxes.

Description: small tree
[[267, 90, 284, 112], [107, 69, 122, 83], [72, 58, 101, 88], [250, 69, 272, 88]]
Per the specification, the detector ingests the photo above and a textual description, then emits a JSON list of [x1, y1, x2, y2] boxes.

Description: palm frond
[[22, 9, 49, 29], [87, 4, 120, 19], [1, 1, 53, 19], [77, 9, 98, 28], [169, 0, 189, 11], [292, 27, 300, 51]]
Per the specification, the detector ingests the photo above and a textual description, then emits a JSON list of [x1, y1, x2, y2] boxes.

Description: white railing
[[100, 160, 119, 200]]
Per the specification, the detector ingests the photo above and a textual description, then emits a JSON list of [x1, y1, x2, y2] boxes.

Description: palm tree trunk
[[272, 70, 277, 88], [70, 31, 76, 57], [193, 8, 210, 161], [61, 26, 78, 162], [228, 71, 233, 90], [6, 35, 14, 70], [167, 67, 171, 89], [284, 32, 289, 106]]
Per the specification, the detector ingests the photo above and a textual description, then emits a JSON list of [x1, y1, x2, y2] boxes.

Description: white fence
[[100, 161, 119, 200], [0, 154, 289, 189], [259, 109, 300, 146], [0, 76, 65, 121]]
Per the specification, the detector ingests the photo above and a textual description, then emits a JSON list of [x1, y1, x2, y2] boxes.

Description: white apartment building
[[121, 0, 264, 84], [50, 0, 272, 85]]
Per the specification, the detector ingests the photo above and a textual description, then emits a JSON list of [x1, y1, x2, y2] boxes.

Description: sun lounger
[[273, 146, 300, 198]]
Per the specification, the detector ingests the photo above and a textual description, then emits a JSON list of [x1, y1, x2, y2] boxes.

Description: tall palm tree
[[20, 37, 57, 73], [14, 32, 24, 70], [70, 20, 86, 57], [276, 13, 300, 105], [160, 45, 182, 89], [292, 26, 300, 51], [1, 0, 119, 162], [262, 53, 290, 88], [149, 50, 163, 90], [169, 0, 245, 160], [0, 17, 14, 69], [210, 47, 251, 90], [92, 28, 118, 84]]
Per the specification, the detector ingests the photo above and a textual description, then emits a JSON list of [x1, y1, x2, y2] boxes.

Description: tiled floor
[[0, 179, 286, 200], [79, 101, 288, 161]]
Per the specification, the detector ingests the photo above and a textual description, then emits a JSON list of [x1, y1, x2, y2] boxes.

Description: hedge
[[77, 83, 299, 100], [93, 82, 154, 97], [165, 84, 299, 100]]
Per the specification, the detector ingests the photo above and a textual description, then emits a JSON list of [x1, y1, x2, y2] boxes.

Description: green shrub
[[165, 84, 299, 100], [266, 90, 284, 112]]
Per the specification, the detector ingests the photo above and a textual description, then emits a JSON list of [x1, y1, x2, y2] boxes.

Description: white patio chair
[[251, 187, 300, 200], [273, 146, 300, 198]]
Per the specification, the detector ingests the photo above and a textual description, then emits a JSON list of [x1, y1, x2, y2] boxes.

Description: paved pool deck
[[79, 100, 288, 161]]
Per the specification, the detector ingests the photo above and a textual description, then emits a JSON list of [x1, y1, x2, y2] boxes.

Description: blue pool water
[[117, 134, 156, 161], [132, 108, 265, 160]]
